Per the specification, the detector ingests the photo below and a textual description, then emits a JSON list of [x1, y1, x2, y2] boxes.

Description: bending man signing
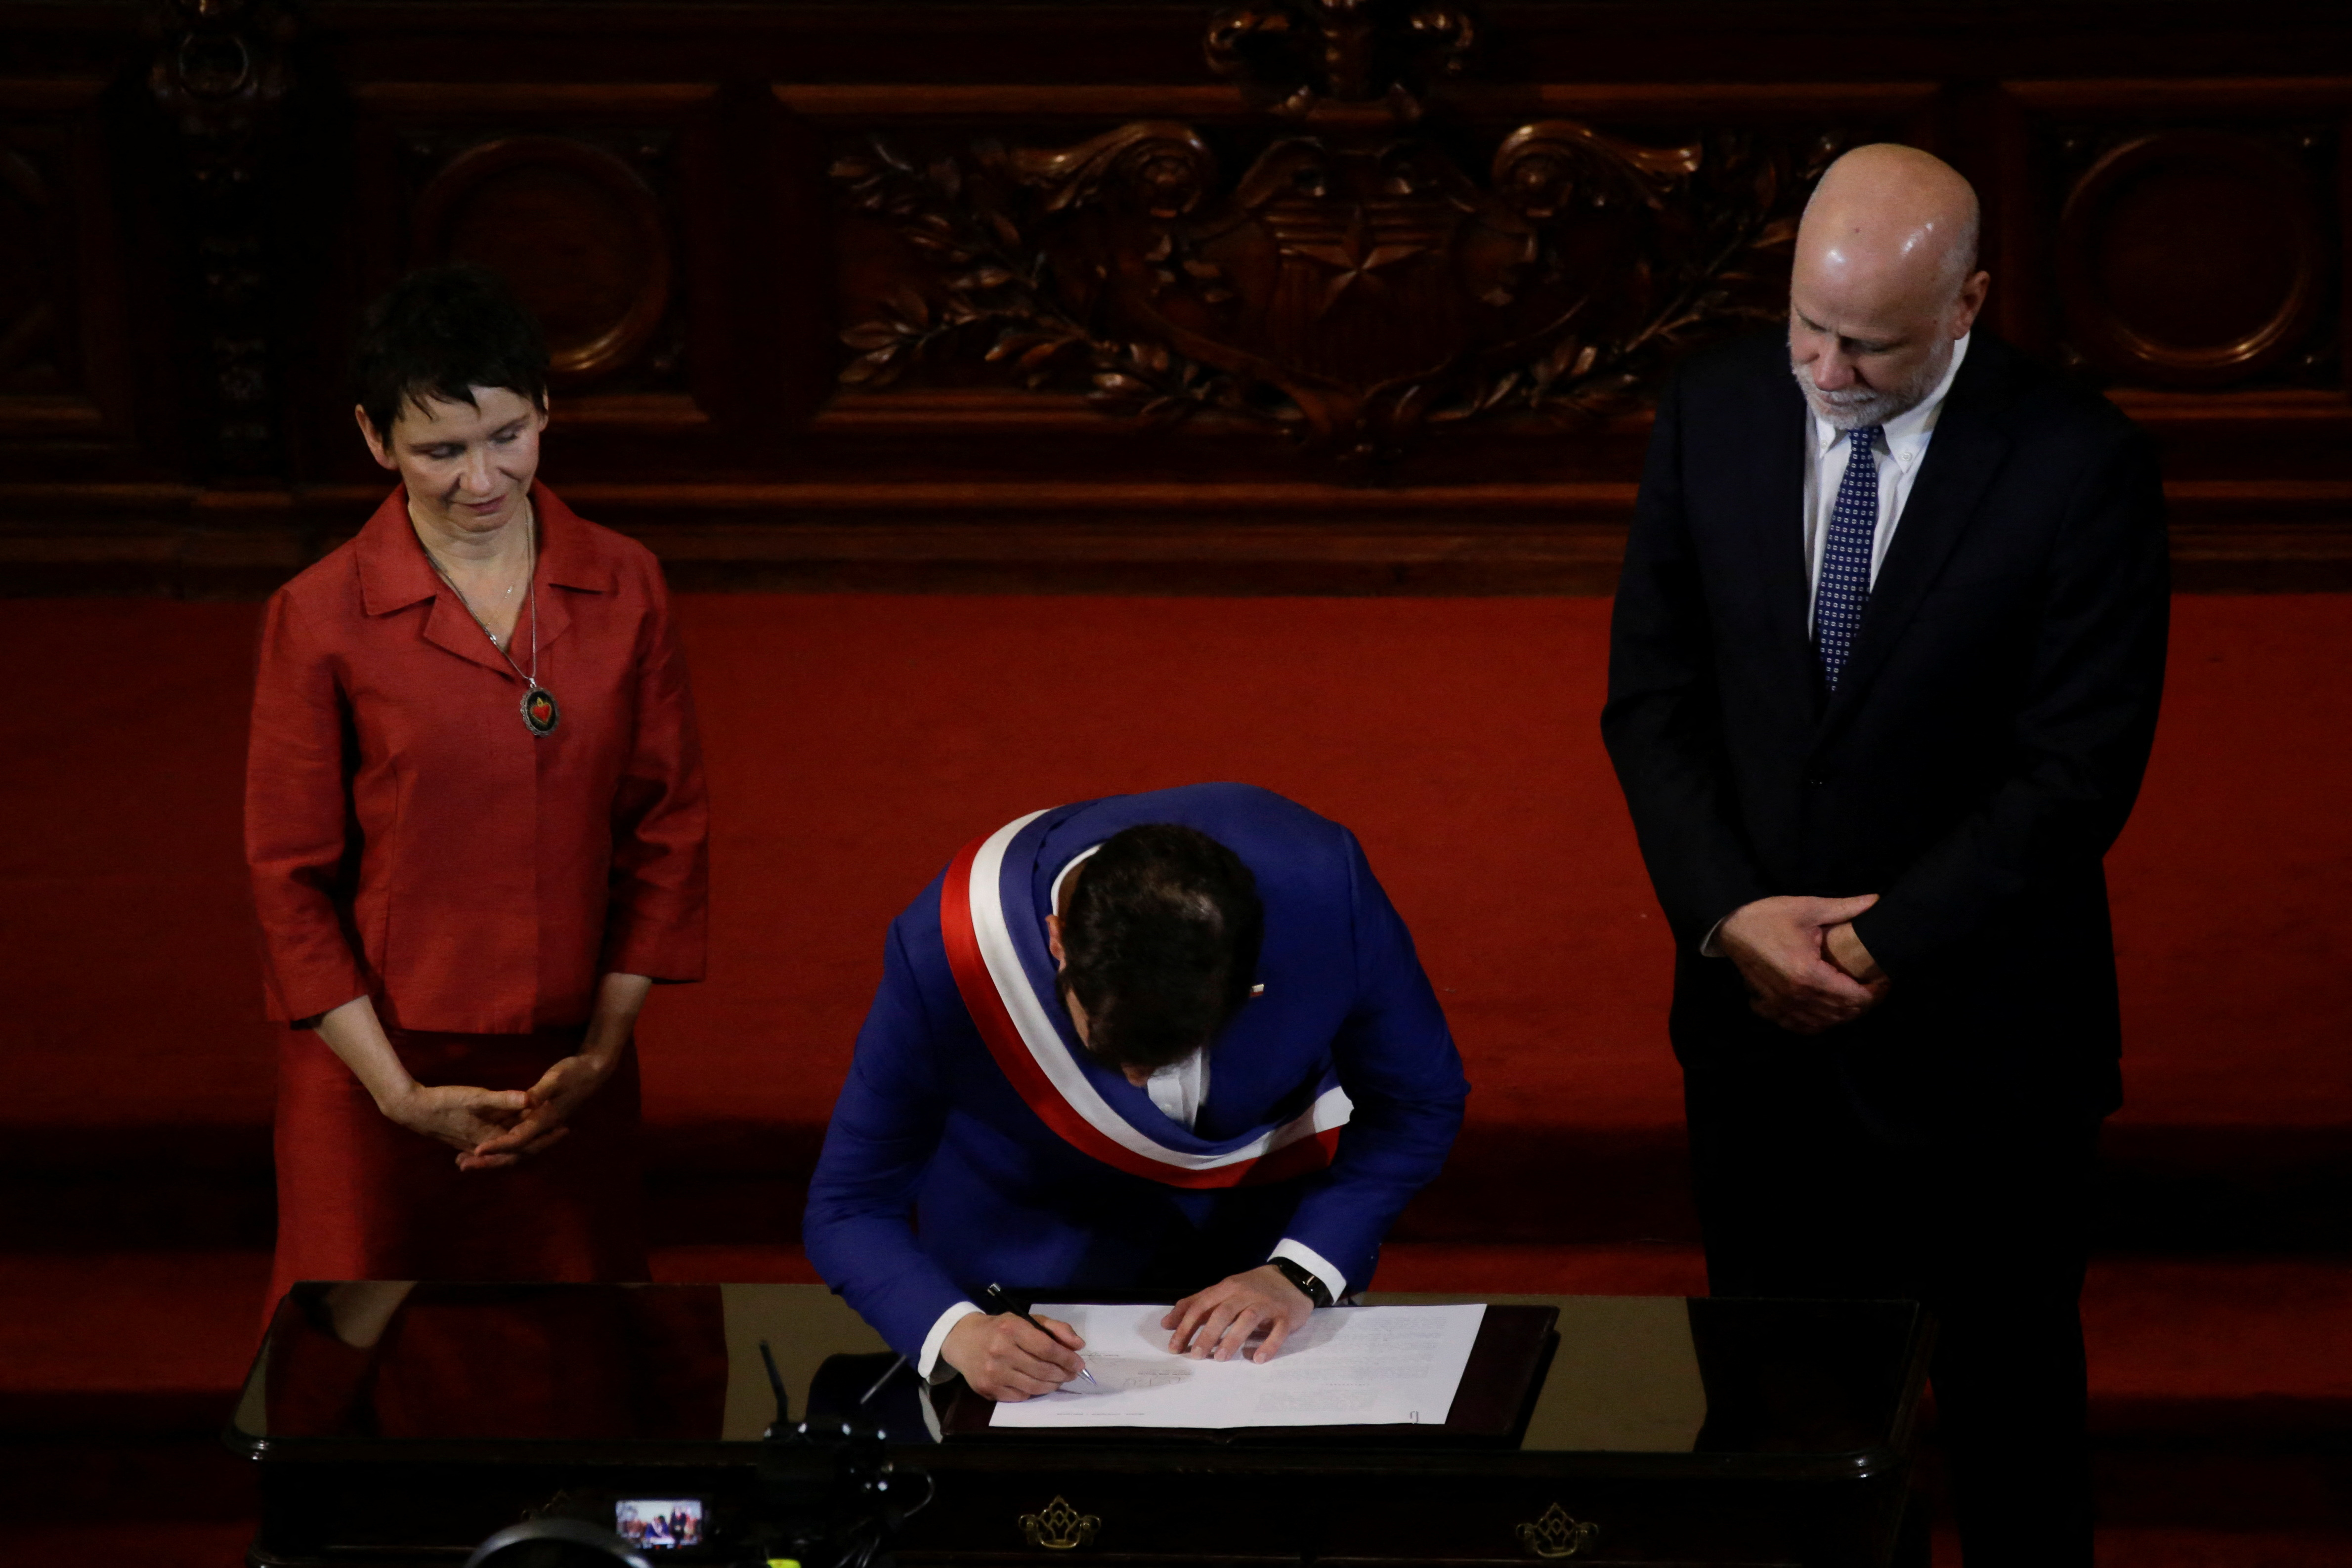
[[805, 784, 1468, 1400]]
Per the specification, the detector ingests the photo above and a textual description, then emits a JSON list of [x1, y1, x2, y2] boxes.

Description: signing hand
[[380, 1082, 531, 1156], [941, 1310, 1088, 1402], [1162, 1264, 1313, 1364], [1718, 894, 1889, 1034], [460, 1047, 620, 1170]]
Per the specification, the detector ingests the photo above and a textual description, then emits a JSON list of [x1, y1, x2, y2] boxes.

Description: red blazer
[[246, 484, 708, 1032]]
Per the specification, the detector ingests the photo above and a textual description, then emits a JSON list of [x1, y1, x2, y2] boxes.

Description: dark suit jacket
[[1602, 329, 2169, 1125]]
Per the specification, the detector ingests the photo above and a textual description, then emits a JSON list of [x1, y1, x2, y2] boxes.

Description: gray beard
[[1789, 335, 1953, 430]]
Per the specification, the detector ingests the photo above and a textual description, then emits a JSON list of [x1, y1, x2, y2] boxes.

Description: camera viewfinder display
[[615, 1499, 704, 1549]]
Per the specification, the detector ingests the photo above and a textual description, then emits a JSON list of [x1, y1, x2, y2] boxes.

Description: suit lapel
[[1817, 344, 2013, 731], [1752, 367, 1816, 681]]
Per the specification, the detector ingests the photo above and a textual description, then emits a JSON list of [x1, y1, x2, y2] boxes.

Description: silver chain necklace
[[420, 510, 561, 737]]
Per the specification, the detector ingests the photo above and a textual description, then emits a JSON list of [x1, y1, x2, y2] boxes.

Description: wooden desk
[[229, 1284, 1930, 1566]]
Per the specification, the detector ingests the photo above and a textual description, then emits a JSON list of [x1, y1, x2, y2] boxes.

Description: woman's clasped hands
[[388, 1041, 625, 1171]]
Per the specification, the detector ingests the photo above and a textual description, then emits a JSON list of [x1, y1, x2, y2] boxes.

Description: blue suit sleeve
[[1279, 830, 1469, 1290], [802, 916, 972, 1360]]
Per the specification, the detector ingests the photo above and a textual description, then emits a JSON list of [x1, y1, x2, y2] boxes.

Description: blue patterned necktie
[[1815, 424, 1882, 690]]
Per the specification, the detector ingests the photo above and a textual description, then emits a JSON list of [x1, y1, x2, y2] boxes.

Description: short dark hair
[[1058, 823, 1264, 1073], [352, 263, 548, 440]]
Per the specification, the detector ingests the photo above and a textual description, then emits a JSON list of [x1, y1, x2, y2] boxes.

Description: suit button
[[1805, 775, 1827, 787]]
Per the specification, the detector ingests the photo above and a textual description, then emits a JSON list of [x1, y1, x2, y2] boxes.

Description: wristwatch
[[1268, 1255, 1334, 1308]]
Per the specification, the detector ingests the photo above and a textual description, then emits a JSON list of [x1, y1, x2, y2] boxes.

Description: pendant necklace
[[422, 512, 561, 737]]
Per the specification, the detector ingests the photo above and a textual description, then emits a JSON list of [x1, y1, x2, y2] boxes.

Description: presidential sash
[[939, 808, 1352, 1188]]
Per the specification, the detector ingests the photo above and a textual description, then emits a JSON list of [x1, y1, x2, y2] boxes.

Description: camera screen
[[615, 1499, 704, 1549]]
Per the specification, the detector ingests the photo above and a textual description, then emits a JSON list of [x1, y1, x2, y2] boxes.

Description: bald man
[[1603, 145, 2168, 1566]]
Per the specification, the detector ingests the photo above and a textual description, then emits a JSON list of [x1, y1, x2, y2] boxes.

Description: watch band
[[1269, 1255, 1333, 1309]]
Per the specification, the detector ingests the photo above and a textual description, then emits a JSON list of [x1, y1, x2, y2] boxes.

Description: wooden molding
[[557, 392, 713, 430], [0, 78, 104, 111], [555, 479, 1641, 517], [1444, 82, 1943, 122], [773, 82, 1944, 125], [6, 479, 2347, 597], [2003, 78, 2352, 113], [352, 83, 721, 114], [775, 84, 1252, 123], [0, 394, 109, 435]]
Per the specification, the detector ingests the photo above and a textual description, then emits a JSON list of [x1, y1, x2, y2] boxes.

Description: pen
[[985, 1283, 1099, 1387], [857, 1354, 907, 1406]]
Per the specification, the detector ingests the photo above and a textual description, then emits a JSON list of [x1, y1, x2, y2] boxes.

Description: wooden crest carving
[[833, 1, 1838, 468], [1204, 0, 1479, 121]]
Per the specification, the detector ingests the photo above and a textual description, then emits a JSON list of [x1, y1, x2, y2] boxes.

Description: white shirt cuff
[[918, 1301, 984, 1383], [1700, 915, 1729, 957], [1270, 1238, 1346, 1302]]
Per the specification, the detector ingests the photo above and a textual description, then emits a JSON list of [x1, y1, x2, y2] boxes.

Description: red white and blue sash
[[939, 808, 1352, 1188]]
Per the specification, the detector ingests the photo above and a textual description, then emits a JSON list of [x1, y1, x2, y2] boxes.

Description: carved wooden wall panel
[[796, 79, 1933, 469], [1, 2, 2349, 594], [342, 83, 727, 459], [818, 102, 1866, 471], [2058, 130, 2329, 387], [416, 135, 674, 381], [2003, 81, 2345, 392], [1994, 77, 2352, 581], [0, 81, 132, 445]]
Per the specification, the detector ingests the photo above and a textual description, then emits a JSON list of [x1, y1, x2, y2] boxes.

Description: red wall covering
[[3, 594, 2347, 1141]]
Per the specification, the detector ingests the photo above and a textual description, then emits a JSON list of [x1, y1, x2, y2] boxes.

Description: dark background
[[3, 0, 2350, 594], [3, 8, 2349, 1564]]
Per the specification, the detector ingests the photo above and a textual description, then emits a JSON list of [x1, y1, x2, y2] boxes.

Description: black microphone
[[758, 1337, 792, 1437]]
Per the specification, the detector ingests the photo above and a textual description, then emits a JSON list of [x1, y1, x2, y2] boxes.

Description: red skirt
[[269, 1026, 649, 1314]]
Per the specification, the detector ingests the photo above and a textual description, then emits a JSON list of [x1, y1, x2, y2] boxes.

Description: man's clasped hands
[[1717, 893, 1891, 1035]]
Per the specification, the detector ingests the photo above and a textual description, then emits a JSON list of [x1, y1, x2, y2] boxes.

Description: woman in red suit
[[246, 265, 708, 1307]]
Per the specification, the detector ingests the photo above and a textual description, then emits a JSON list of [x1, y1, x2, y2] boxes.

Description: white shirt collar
[[1048, 842, 1214, 1127], [1145, 1048, 1209, 1128], [1809, 331, 1971, 471], [1047, 843, 1103, 917]]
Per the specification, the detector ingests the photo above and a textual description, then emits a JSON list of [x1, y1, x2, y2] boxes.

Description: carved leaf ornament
[[833, 1, 1838, 465]]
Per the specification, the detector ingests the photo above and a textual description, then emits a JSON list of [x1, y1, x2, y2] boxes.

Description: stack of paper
[[989, 1302, 1487, 1430]]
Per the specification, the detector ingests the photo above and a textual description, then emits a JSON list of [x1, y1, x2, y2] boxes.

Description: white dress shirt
[[916, 849, 1345, 1381], [1699, 333, 1970, 960], [1801, 332, 1970, 628]]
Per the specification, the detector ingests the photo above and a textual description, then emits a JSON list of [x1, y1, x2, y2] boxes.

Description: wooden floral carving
[[831, 2, 1841, 466]]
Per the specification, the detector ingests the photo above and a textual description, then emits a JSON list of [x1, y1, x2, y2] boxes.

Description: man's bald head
[[1801, 143, 1981, 300], [1788, 145, 1990, 429]]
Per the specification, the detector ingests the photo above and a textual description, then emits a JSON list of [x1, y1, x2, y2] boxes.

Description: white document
[[987, 1302, 1487, 1430]]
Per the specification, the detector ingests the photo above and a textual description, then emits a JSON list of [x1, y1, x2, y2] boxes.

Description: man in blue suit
[[805, 783, 1468, 1401]]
